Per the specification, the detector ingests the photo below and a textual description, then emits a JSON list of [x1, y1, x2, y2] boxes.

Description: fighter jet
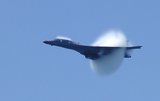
[[43, 37, 142, 60]]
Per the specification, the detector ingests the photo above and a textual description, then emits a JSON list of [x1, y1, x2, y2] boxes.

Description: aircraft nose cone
[[43, 41, 48, 44], [43, 41, 51, 45]]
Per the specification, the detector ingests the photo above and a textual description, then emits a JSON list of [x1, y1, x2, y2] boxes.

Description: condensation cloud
[[90, 30, 127, 75]]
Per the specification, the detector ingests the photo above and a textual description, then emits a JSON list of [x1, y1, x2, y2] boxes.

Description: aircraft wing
[[73, 45, 121, 60], [73, 45, 142, 60]]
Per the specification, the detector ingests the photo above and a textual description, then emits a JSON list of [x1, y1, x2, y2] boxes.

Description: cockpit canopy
[[55, 36, 72, 41]]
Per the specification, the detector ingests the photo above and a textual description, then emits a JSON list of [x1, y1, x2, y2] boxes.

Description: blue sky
[[0, 0, 160, 101]]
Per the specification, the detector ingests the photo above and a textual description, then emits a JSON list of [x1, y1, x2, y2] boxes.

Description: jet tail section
[[124, 46, 142, 58]]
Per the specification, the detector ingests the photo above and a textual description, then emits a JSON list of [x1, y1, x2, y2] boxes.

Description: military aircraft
[[43, 36, 142, 60]]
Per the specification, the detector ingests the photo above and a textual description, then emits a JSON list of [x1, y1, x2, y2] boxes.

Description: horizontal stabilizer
[[127, 46, 142, 50]]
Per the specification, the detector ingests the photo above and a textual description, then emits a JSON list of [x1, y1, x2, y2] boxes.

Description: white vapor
[[90, 30, 127, 75], [56, 35, 72, 41]]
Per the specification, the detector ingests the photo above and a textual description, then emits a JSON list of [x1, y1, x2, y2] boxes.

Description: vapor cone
[[90, 30, 127, 75]]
